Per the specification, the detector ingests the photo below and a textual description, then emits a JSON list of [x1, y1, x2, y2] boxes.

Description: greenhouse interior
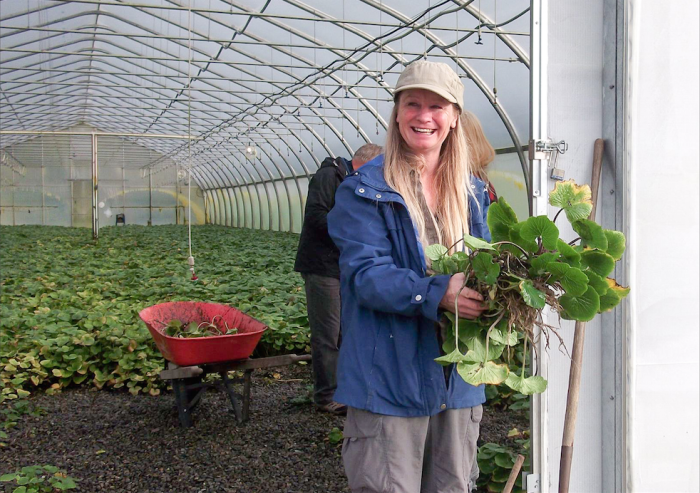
[[1, 1, 698, 493]]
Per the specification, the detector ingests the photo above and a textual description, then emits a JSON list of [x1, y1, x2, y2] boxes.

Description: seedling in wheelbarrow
[[161, 315, 239, 338]]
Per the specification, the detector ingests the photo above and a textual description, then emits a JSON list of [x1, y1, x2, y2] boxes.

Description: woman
[[462, 110, 499, 203], [328, 61, 492, 493]]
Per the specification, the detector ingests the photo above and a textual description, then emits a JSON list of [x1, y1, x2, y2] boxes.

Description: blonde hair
[[384, 95, 476, 254], [462, 110, 495, 184]]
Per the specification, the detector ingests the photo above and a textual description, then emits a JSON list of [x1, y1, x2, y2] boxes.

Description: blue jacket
[[328, 155, 492, 417]]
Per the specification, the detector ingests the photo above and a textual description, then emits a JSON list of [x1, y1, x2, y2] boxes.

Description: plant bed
[[1, 363, 529, 493]]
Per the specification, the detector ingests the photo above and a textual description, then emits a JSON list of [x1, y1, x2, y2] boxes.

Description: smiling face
[[395, 88, 460, 162]]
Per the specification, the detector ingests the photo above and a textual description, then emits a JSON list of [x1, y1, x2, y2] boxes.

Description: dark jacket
[[327, 155, 492, 416], [294, 156, 353, 278]]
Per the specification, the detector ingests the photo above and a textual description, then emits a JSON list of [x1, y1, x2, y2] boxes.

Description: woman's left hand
[[438, 273, 486, 319]]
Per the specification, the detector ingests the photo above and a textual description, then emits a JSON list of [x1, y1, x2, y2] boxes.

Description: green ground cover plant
[[0, 399, 46, 447], [0, 465, 77, 492], [477, 436, 530, 492], [0, 225, 308, 402]]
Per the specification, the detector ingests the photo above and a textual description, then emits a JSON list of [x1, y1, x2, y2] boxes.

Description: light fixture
[[245, 145, 257, 159]]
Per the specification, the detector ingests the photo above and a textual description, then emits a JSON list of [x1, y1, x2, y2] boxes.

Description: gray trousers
[[342, 406, 482, 493], [302, 273, 341, 406]]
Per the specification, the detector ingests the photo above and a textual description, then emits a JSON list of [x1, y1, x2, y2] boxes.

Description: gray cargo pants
[[342, 405, 482, 493], [302, 273, 341, 406]]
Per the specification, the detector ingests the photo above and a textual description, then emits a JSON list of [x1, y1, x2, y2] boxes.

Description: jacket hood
[[320, 156, 353, 176]]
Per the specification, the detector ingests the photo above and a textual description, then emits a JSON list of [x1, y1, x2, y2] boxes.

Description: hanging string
[[424, 0, 429, 58], [476, 0, 484, 45], [378, 0, 383, 136], [455, 3, 460, 71], [187, 0, 197, 281], [493, 0, 498, 99]]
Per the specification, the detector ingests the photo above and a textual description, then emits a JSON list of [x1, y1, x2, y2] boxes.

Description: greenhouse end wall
[[0, 128, 205, 228]]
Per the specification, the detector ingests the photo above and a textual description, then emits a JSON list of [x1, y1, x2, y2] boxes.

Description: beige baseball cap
[[393, 60, 464, 112]]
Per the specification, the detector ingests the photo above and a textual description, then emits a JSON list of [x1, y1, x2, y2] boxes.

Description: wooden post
[[558, 139, 604, 492], [503, 454, 526, 493]]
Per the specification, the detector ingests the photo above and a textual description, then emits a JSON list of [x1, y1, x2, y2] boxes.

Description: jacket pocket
[[342, 408, 390, 492]]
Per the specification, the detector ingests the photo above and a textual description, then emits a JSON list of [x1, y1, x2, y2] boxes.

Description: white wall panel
[[544, 0, 605, 491], [626, 1, 700, 491]]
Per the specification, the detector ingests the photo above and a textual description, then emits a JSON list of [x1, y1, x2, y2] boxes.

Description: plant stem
[[483, 310, 505, 363], [492, 241, 530, 257], [454, 274, 470, 351], [520, 337, 528, 382], [553, 208, 565, 224]]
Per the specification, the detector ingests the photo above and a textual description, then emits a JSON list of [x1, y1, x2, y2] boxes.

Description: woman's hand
[[438, 273, 486, 319]]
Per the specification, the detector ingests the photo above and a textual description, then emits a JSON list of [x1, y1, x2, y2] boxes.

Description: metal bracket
[[526, 473, 541, 493], [529, 139, 568, 160]]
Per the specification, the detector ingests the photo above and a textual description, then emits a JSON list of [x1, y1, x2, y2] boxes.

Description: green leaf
[[434, 349, 469, 367], [520, 216, 559, 250], [599, 289, 621, 312], [556, 239, 581, 268], [489, 326, 518, 346], [545, 262, 589, 296], [606, 278, 630, 299], [441, 257, 459, 275], [510, 223, 539, 253], [443, 313, 484, 340], [604, 230, 626, 260], [425, 244, 448, 261], [580, 251, 616, 277], [461, 333, 505, 363], [518, 280, 546, 309], [529, 253, 559, 276], [13, 487, 27, 493], [431, 258, 448, 275], [584, 270, 610, 295], [572, 219, 608, 250], [456, 361, 509, 386], [1, 473, 18, 482], [505, 373, 548, 395], [560, 286, 601, 321], [59, 477, 77, 489], [463, 234, 495, 251], [451, 252, 470, 272], [472, 252, 500, 285], [494, 453, 515, 470], [549, 180, 593, 223], [487, 198, 518, 242]]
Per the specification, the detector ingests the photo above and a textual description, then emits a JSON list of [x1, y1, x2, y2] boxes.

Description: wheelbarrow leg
[[220, 372, 243, 423], [243, 370, 253, 421], [172, 378, 193, 428]]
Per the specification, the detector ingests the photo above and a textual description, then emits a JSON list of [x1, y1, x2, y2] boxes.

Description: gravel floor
[[1, 364, 527, 493]]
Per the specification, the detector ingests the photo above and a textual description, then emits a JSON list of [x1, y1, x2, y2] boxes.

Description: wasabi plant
[[0, 465, 77, 492], [427, 180, 629, 394]]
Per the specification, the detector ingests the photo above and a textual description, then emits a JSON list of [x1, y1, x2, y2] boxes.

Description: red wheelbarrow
[[140, 302, 310, 427]]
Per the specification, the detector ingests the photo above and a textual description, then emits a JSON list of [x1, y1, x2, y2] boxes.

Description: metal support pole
[[91, 133, 99, 240], [41, 138, 45, 225], [529, 0, 549, 490], [148, 150, 153, 226]]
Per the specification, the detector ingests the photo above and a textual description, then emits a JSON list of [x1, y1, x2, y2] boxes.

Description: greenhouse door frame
[[528, 0, 628, 490], [528, 0, 549, 490]]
